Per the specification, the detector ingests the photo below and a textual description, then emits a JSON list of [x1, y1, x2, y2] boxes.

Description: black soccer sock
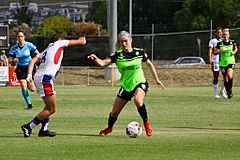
[[228, 78, 233, 91], [138, 104, 148, 122], [108, 113, 117, 128]]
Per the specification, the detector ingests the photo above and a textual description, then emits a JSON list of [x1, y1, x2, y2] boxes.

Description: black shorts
[[15, 65, 36, 80], [15, 65, 28, 80], [117, 82, 149, 101], [220, 64, 235, 75]]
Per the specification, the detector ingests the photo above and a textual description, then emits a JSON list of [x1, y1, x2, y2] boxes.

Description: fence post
[[151, 24, 154, 62], [61, 66, 64, 87]]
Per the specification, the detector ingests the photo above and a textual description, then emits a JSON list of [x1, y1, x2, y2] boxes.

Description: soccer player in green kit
[[88, 31, 164, 137], [215, 28, 238, 99]]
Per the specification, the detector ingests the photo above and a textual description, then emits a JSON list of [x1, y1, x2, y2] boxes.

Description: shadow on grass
[[57, 133, 101, 137], [0, 133, 102, 138], [0, 133, 24, 138]]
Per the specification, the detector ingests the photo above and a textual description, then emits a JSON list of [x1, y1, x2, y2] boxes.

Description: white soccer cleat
[[214, 95, 220, 99], [220, 91, 228, 99]]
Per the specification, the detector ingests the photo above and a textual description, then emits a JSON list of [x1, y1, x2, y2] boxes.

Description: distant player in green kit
[[88, 31, 164, 137], [215, 28, 238, 99]]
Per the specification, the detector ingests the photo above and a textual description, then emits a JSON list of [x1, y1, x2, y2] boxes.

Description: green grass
[[1, 86, 240, 160]]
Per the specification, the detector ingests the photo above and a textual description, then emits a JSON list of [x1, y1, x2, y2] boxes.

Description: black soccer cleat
[[38, 130, 56, 137], [27, 104, 32, 110], [21, 124, 32, 138]]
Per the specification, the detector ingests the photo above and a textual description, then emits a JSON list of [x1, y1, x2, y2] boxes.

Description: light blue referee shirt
[[8, 41, 37, 66]]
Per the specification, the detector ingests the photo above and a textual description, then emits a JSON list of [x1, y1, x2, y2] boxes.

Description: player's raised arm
[[68, 36, 86, 46]]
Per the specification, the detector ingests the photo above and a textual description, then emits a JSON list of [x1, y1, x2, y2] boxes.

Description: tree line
[[9, 0, 240, 36]]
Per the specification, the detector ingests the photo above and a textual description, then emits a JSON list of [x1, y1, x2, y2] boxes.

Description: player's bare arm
[[232, 43, 238, 55], [208, 47, 213, 64], [68, 36, 87, 46], [145, 59, 164, 89], [88, 54, 111, 67], [26, 56, 40, 83]]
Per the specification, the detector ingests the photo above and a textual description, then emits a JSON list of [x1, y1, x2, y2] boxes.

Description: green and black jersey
[[216, 40, 238, 67], [109, 48, 148, 92]]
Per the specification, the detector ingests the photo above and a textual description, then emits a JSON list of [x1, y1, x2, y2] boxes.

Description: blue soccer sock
[[21, 89, 32, 105]]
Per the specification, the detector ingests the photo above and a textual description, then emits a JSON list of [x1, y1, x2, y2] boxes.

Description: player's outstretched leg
[[99, 113, 117, 136]]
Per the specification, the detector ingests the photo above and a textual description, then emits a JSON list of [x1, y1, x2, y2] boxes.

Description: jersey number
[[40, 51, 47, 63]]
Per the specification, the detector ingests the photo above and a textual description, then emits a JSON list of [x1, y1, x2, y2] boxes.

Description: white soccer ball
[[126, 121, 142, 138]]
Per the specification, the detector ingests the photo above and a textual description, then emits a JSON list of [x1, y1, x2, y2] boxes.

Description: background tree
[[87, 1, 108, 30], [72, 22, 107, 36], [174, 0, 240, 31], [87, 0, 183, 34], [10, 23, 32, 36], [34, 16, 74, 36], [11, 0, 33, 26]]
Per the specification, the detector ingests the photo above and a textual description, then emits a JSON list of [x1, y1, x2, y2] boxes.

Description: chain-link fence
[[132, 28, 240, 63], [54, 65, 240, 87], [7, 28, 239, 66]]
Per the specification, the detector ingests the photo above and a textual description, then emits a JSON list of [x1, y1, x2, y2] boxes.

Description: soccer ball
[[126, 121, 142, 138]]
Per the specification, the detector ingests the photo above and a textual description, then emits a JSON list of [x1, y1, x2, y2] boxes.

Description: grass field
[[1, 86, 240, 160]]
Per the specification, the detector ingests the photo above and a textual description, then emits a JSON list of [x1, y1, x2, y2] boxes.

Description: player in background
[[8, 31, 39, 109], [21, 34, 86, 138], [215, 28, 238, 99], [208, 27, 227, 99], [88, 30, 164, 137]]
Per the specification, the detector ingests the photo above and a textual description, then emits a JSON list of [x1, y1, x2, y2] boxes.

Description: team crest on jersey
[[120, 53, 123, 57], [24, 50, 30, 54]]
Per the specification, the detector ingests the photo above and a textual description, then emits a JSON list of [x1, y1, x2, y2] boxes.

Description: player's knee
[[133, 98, 143, 108], [51, 107, 56, 114]]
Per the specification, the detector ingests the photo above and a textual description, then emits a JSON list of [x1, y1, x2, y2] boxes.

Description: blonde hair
[[115, 30, 131, 50], [223, 28, 229, 33]]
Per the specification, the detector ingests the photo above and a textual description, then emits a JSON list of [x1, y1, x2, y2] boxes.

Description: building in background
[[0, 2, 89, 27]]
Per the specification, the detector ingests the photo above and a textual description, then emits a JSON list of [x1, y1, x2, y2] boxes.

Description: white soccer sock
[[42, 123, 49, 131], [213, 83, 218, 96], [29, 122, 37, 129], [220, 80, 225, 92]]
